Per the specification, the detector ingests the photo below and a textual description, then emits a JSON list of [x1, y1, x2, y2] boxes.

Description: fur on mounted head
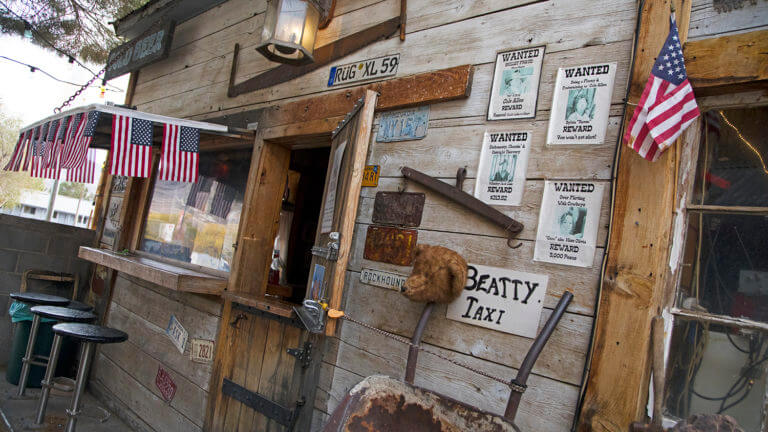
[[401, 244, 467, 304]]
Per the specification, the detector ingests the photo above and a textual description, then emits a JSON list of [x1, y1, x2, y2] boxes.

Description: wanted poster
[[446, 264, 549, 338], [487, 46, 545, 121], [546, 63, 617, 145], [474, 130, 531, 206], [534, 181, 605, 267]]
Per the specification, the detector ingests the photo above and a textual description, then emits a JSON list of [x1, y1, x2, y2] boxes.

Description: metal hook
[[230, 313, 247, 329], [398, 171, 408, 193], [455, 167, 467, 190], [507, 238, 524, 249]]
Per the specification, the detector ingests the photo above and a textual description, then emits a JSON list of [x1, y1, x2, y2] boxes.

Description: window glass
[[693, 108, 768, 207], [141, 149, 251, 272], [664, 319, 767, 431]]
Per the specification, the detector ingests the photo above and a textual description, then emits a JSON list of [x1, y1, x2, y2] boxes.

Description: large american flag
[[111, 115, 153, 177], [625, 14, 700, 161], [2, 129, 30, 171], [63, 111, 99, 170], [66, 148, 97, 184], [160, 124, 199, 183]]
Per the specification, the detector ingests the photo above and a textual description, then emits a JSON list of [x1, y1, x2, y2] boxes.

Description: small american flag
[[186, 176, 213, 210], [58, 114, 80, 168], [64, 111, 99, 170], [160, 124, 199, 183], [43, 119, 60, 168], [2, 129, 29, 171], [66, 148, 97, 184], [210, 182, 237, 219], [111, 115, 153, 177], [21, 127, 36, 171], [31, 124, 61, 179], [625, 14, 700, 161]]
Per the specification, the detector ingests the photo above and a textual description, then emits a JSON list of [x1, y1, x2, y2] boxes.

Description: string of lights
[[0, 55, 121, 92], [718, 110, 768, 175]]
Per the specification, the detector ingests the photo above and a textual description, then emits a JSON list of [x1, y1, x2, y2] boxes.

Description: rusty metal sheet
[[372, 192, 425, 227], [363, 225, 418, 266]]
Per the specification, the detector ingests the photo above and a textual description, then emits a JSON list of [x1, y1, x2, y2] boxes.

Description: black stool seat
[[30, 306, 96, 323], [53, 323, 128, 344], [10, 292, 69, 306], [66, 300, 94, 312]]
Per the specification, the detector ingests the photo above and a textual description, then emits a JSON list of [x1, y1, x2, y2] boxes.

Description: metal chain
[[54, 68, 106, 113], [339, 314, 527, 394]]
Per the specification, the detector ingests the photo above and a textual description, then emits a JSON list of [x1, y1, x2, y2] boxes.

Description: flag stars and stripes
[[160, 124, 200, 183], [111, 115, 153, 178]]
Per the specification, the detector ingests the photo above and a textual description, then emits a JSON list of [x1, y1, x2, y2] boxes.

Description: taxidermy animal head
[[401, 244, 468, 303]]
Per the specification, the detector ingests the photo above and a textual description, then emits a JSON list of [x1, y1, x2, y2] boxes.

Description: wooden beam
[[686, 29, 768, 96], [257, 64, 473, 128], [577, 1, 692, 430]]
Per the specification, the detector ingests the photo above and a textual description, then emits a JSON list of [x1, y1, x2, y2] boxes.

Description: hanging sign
[[446, 264, 548, 338], [376, 106, 429, 143], [328, 54, 399, 87], [372, 192, 425, 227], [534, 181, 605, 267], [474, 130, 532, 206], [363, 225, 418, 266], [105, 21, 176, 80], [487, 46, 545, 121], [165, 314, 188, 354], [360, 268, 408, 291], [321, 140, 347, 233], [155, 366, 177, 402], [362, 165, 380, 187], [190, 339, 215, 364], [547, 63, 617, 145]]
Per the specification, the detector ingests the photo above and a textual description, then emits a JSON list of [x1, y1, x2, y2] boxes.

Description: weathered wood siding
[[90, 274, 222, 432], [121, 0, 641, 430]]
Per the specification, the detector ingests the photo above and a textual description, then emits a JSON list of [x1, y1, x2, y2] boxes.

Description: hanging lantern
[[257, 0, 321, 66]]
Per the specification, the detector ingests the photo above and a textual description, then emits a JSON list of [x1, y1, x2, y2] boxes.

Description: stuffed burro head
[[401, 244, 468, 303]]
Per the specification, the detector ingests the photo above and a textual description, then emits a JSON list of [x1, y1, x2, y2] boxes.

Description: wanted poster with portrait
[[546, 62, 616, 145], [474, 130, 531, 206], [487, 46, 545, 121], [534, 181, 605, 267]]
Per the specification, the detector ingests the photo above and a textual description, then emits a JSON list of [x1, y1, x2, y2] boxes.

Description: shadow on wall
[[0, 214, 96, 367]]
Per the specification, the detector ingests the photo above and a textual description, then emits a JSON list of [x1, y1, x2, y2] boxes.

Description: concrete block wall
[[0, 214, 96, 367]]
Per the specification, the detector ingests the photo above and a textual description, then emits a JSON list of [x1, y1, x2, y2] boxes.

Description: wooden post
[[577, 1, 691, 430]]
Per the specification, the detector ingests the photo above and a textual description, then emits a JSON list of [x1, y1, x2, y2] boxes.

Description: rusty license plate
[[372, 192, 425, 227], [363, 225, 418, 266]]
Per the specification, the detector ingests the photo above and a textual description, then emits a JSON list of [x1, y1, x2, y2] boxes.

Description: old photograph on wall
[[534, 181, 605, 267], [546, 62, 616, 145], [487, 46, 545, 121], [474, 130, 532, 206]]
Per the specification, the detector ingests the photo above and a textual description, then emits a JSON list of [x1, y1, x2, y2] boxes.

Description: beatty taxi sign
[[328, 54, 399, 87]]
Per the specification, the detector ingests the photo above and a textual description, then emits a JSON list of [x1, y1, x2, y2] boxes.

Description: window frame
[[662, 98, 768, 428]]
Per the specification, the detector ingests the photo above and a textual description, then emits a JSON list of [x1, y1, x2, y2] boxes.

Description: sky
[[0, 34, 128, 197]]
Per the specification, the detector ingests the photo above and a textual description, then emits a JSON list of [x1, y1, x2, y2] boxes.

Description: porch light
[[257, 0, 320, 66]]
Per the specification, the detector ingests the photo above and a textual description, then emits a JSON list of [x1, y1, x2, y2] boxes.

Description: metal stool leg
[[17, 314, 42, 396], [65, 341, 94, 432], [35, 334, 64, 424]]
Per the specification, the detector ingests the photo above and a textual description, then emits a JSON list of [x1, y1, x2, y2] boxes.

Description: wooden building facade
[[74, 0, 768, 431]]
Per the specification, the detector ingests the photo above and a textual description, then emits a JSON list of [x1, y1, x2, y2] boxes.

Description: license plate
[[328, 54, 400, 87]]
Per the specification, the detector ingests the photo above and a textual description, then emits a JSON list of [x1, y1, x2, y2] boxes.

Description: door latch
[[287, 341, 313, 368], [310, 231, 340, 261]]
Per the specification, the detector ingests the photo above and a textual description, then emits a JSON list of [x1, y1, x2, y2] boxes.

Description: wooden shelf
[[223, 292, 296, 318], [78, 247, 227, 295]]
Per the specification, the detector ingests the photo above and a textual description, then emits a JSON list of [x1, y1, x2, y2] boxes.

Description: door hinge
[[287, 341, 313, 369], [310, 232, 340, 261]]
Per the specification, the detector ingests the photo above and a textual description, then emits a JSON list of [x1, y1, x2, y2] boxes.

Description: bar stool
[[30, 306, 97, 425], [9, 292, 70, 396], [66, 300, 94, 312], [43, 323, 127, 432]]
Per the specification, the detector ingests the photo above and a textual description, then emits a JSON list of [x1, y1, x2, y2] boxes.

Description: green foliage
[[0, 102, 44, 209], [0, 0, 148, 63], [59, 181, 93, 200]]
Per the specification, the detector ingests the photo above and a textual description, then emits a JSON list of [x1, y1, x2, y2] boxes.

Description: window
[[140, 148, 251, 272], [664, 107, 768, 431]]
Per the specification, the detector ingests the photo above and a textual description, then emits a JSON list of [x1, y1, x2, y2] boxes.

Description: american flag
[[63, 111, 99, 170], [625, 14, 700, 161], [210, 182, 237, 219], [2, 129, 29, 171], [22, 126, 38, 171], [31, 123, 60, 179], [186, 176, 213, 210], [66, 148, 97, 184], [58, 114, 80, 168], [160, 124, 199, 183], [111, 115, 153, 177], [42, 119, 59, 168]]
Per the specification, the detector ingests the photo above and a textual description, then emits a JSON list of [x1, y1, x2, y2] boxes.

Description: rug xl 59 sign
[[446, 264, 548, 338]]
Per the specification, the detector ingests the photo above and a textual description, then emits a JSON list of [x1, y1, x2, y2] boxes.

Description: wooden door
[[207, 90, 377, 431], [306, 90, 378, 336]]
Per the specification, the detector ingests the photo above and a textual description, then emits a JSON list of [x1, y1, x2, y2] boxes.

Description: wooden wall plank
[[235, 314, 270, 431], [222, 310, 258, 431], [686, 29, 768, 94], [688, 0, 768, 40]]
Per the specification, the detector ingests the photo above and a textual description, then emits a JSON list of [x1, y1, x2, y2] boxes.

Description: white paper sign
[[165, 315, 188, 354], [321, 140, 347, 233], [534, 181, 605, 267], [547, 63, 617, 145], [360, 268, 408, 291], [474, 130, 532, 206], [190, 339, 215, 364], [447, 264, 549, 338], [488, 46, 545, 120]]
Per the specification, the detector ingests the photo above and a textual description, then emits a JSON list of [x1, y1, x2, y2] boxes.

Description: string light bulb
[[23, 20, 32, 39]]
